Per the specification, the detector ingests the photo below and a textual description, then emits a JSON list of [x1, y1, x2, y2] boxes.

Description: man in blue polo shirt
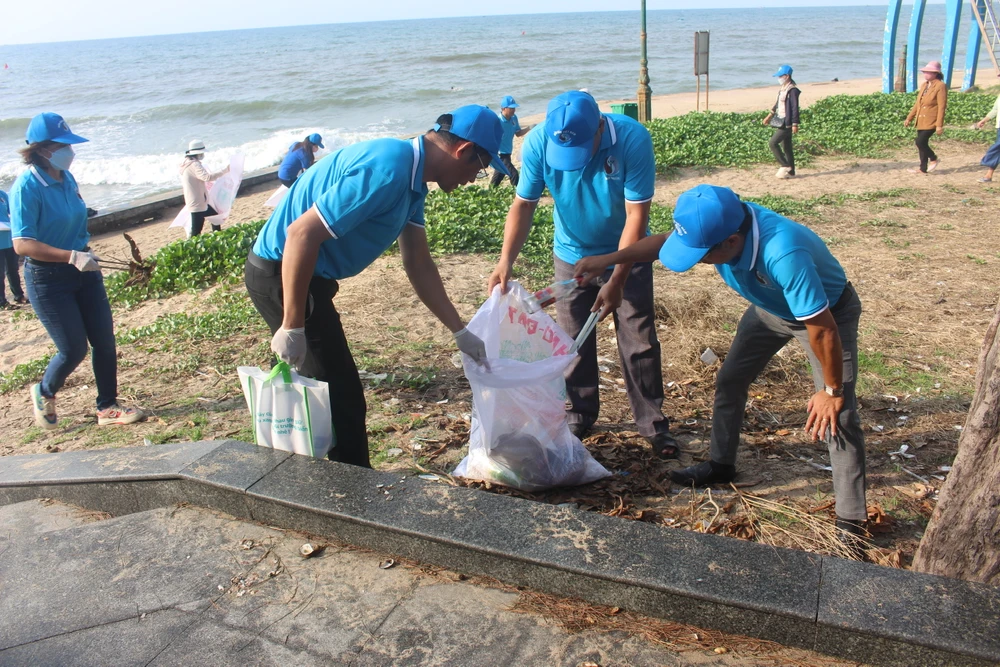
[[246, 105, 505, 468], [490, 95, 528, 188], [487, 90, 677, 458], [574, 184, 868, 541]]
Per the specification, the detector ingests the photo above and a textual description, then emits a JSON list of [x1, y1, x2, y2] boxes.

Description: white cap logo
[[58, 120, 69, 132], [554, 130, 576, 144], [675, 222, 687, 236]]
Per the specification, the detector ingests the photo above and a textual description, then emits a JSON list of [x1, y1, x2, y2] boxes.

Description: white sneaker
[[96, 404, 144, 426], [776, 167, 790, 179], [30, 383, 58, 430]]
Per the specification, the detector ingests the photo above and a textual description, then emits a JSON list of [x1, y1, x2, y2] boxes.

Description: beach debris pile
[[99, 232, 156, 286]]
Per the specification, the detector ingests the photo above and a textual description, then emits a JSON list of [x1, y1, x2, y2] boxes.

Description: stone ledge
[[86, 168, 279, 235], [0, 440, 996, 667]]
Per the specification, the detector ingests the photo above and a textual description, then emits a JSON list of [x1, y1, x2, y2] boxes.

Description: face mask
[[47, 146, 75, 171]]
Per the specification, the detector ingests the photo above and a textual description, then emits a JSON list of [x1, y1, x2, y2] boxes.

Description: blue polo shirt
[[278, 146, 313, 181], [517, 114, 655, 264], [253, 137, 427, 280], [10, 166, 90, 251], [0, 190, 11, 250], [717, 203, 847, 321], [498, 113, 521, 155]]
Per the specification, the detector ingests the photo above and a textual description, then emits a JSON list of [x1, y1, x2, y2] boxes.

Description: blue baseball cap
[[773, 64, 793, 77], [25, 112, 88, 145], [307, 133, 324, 149], [500, 95, 519, 109], [544, 91, 602, 171], [659, 185, 746, 272], [436, 104, 509, 175]]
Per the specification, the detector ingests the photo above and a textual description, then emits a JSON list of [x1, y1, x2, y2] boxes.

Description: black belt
[[247, 250, 280, 273], [26, 258, 65, 266]]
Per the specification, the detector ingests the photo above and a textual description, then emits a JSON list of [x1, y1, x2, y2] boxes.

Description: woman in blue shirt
[[10, 112, 143, 429], [0, 189, 28, 310], [278, 133, 323, 187]]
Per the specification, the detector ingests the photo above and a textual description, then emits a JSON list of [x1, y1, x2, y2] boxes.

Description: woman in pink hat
[[904, 61, 948, 174]]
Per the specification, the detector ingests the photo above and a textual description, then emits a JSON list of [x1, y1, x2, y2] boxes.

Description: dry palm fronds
[[733, 485, 896, 566]]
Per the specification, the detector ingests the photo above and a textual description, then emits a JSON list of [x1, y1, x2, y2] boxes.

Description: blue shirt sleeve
[[769, 250, 831, 320], [515, 128, 546, 201], [409, 196, 426, 227], [314, 167, 403, 239], [294, 148, 310, 173], [513, 116, 521, 133], [0, 192, 9, 223], [622, 124, 655, 202], [10, 178, 41, 241]]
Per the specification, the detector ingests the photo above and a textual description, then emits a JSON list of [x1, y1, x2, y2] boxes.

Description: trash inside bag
[[453, 281, 610, 492]]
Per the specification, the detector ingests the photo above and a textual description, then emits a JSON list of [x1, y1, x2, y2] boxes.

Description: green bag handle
[[266, 361, 294, 384]]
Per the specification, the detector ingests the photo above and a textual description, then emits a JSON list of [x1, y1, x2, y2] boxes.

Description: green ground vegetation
[[647, 91, 996, 171]]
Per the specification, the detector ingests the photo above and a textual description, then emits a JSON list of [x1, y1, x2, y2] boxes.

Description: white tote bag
[[453, 282, 611, 492], [237, 362, 334, 458]]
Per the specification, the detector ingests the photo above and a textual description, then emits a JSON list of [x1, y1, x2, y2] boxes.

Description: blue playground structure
[[883, 0, 1000, 93]]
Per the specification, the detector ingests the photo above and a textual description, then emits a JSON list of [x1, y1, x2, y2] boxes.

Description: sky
[[0, 1, 946, 46]]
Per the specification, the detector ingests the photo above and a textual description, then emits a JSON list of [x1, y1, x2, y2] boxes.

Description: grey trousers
[[554, 256, 669, 437], [710, 286, 867, 520]]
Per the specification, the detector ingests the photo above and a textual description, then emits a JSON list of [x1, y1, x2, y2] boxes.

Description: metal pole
[[696, 75, 700, 111], [706, 72, 709, 110], [637, 0, 652, 122]]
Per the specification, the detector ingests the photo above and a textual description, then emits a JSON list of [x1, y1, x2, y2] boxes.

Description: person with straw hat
[[904, 61, 948, 174], [179, 139, 229, 237]]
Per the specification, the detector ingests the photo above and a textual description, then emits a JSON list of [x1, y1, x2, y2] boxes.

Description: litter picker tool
[[569, 311, 600, 354]]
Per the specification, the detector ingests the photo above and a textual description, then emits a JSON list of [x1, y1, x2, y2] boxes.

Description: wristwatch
[[825, 385, 844, 397]]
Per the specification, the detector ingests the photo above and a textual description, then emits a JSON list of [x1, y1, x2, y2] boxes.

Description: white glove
[[68, 250, 100, 272], [271, 327, 307, 369], [454, 327, 490, 371]]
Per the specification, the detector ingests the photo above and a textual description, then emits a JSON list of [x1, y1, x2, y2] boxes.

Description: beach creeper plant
[[647, 92, 997, 171]]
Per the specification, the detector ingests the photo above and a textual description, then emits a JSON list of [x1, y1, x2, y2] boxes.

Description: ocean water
[[0, 5, 993, 210]]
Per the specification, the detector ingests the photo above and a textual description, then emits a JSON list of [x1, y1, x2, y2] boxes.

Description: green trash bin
[[610, 102, 639, 120]]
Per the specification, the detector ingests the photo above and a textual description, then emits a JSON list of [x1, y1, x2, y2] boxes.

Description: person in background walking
[[0, 189, 28, 310], [179, 139, 229, 237], [762, 65, 800, 180], [278, 133, 324, 188], [10, 112, 143, 429], [975, 92, 1000, 182], [904, 61, 947, 175], [490, 96, 528, 188]]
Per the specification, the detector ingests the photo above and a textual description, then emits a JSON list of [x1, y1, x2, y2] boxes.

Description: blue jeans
[[24, 262, 118, 410], [0, 247, 25, 303]]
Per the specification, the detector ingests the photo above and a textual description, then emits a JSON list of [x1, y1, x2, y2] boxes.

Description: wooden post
[[696, 76, 700, 111]]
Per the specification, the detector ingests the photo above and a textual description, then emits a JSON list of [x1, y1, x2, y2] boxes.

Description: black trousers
[[244, 252, 371, 468], [489, 154, 519, 188], [0, 247, 25, 303], [190, 205, 219, 236], [279, 177, 297, 188], [769, 127, 795, 173], [915, 129, 938, 172]]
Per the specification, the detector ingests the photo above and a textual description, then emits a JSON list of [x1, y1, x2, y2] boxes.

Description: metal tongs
[[569, 311, 600, 354]]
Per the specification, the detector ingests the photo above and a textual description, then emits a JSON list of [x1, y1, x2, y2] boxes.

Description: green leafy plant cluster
[[0, 356, 51, 395], [105, 220, 266, 306], [647, 92, 997, 171]]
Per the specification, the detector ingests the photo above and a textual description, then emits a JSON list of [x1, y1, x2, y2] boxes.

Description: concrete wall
[[86, 167, 280, 236]]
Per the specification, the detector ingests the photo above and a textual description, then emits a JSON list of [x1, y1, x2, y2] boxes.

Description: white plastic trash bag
[[238, 362, 334, 458], [265, 184, 288, 208], [453, 281, 611, 492], [206, 153, 245, 225]]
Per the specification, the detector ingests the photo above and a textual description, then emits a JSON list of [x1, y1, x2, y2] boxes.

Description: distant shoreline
[[520, 77, 884, 126]]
